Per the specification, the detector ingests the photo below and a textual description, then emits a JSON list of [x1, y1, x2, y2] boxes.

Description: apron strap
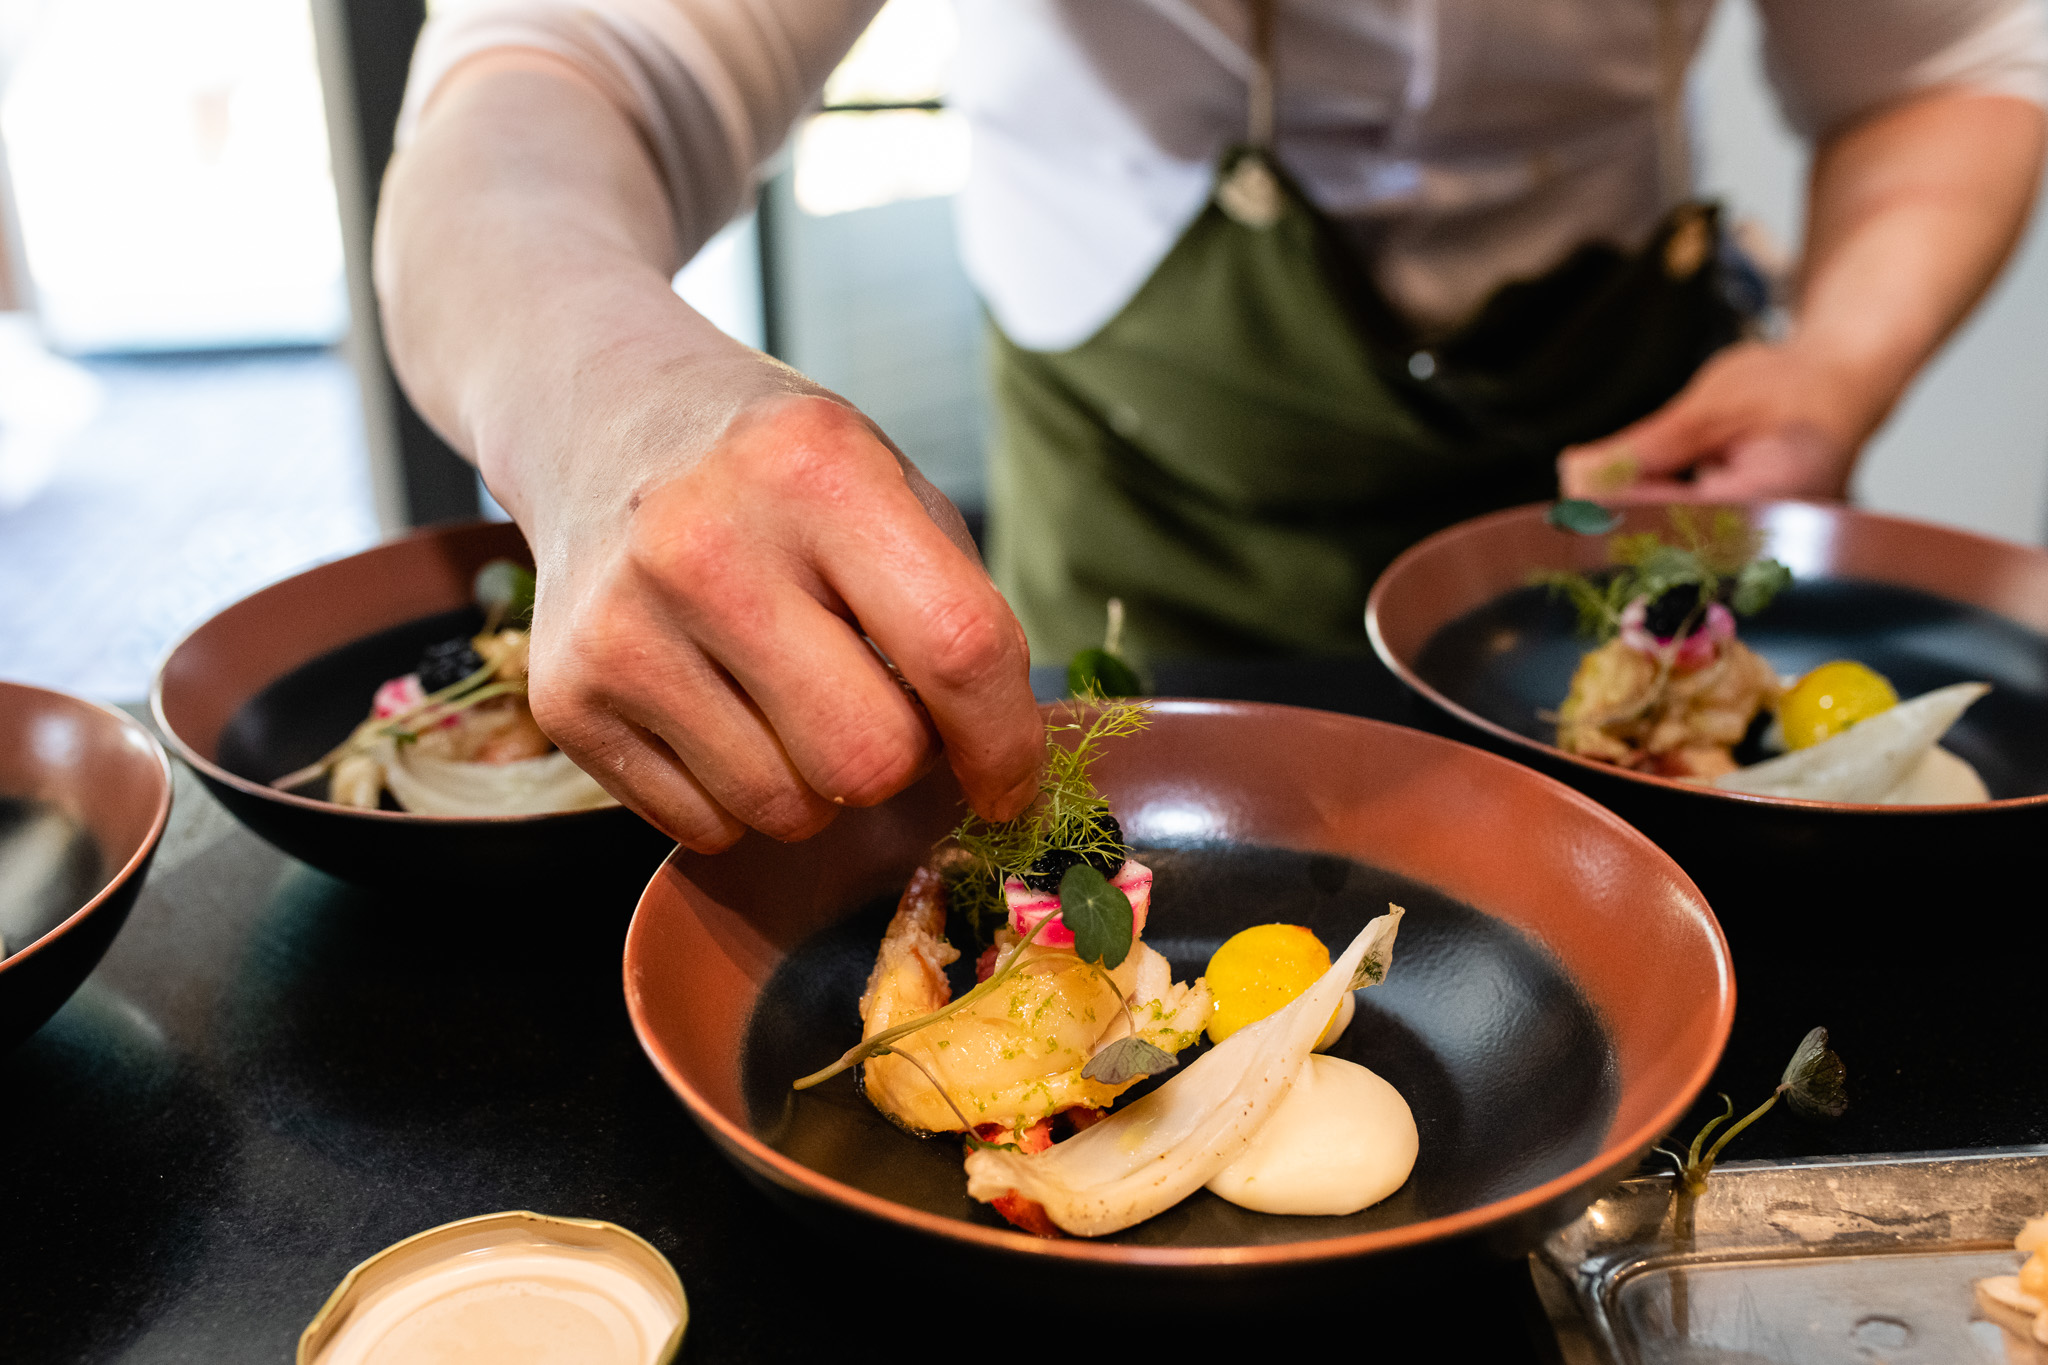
[[1245, 0, 1276, 149], [1653, 0, 1691, 209]]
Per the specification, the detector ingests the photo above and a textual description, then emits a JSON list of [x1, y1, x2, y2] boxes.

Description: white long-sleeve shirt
[[398, 0, 2048, 348]]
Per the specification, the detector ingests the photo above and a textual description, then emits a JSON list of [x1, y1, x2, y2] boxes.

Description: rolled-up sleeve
[[1758, 0, 2048, 138], [396, 0, 882, 258]]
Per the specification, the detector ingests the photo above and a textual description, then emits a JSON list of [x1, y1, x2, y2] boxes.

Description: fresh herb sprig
[[476, 559, 536, 633], [1068, 597, 1143, 699], [1658, 1026, 1847, 1197], [270, 655, 517, 791], [945, 695, 1151, 941], [1537, 505, 1792, 643], [1056, 862, 1179, 1085]]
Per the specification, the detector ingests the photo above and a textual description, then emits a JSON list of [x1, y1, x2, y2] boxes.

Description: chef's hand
[[1561, 88, 2046, 505], [518, 381, 1042, 852], [1556, 340, 1861, 502], [378, 53, 1043, 851]]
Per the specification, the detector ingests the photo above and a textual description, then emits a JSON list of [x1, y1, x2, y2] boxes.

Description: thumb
[[1558, 397, 1720, 499]]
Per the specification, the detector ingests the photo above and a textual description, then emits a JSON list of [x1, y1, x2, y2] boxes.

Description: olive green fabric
[[986, 148, 1743, 661]]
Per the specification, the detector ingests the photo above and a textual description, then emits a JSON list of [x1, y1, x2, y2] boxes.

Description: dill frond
[[943, 694, 1151, 943]]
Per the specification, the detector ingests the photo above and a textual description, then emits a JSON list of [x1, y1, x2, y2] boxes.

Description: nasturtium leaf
[[1068, 648, 1143, 699], [1080, 1036, 1178, 1086], [475, 559, 537, 627], [1780, 1025, 1847, 1120], [1059, 862, 1133, 969], [1731, 558, 1793, 617], [1546, 499, 1622, 536]]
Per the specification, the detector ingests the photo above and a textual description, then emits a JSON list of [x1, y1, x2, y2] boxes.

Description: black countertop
[[3, 660, 2041, 1362]]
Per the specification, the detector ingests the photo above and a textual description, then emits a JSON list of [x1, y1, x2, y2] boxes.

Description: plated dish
[[625, 700, 1732, 1282], [796, 701, 1418, 1238], [271, 557, 613, 817], [1366, 501, 2048, 895], [152, 520, 670, 888], [0, 680, 172, 1052], [1376, 499, 2048, 810], [1539, 507, 1991, 802]]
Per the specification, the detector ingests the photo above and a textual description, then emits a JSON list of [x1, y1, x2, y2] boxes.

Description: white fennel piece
[[379, 741, 618, 816], [964, 905, 1404, 1237], [1713, 682, 1989, 803]]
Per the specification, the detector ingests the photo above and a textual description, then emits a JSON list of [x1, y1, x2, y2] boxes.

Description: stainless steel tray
[[1533, 1147, 2048, 1365]]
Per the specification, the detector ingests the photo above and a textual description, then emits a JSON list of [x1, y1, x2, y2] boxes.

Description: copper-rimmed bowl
[[151, 521, 671, 888], [623, 701, 1732, 1290], [1367, 501, 2048, 899], [1, 681, 172, 1052]]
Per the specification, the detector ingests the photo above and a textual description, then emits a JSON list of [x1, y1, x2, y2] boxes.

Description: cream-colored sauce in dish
[[316, 1243, 678, 1365], [1206, 1052, 1418, 1215]]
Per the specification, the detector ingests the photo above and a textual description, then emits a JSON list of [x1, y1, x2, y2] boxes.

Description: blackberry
[[1020, 815, 1127, 891], [1642, 585, 1705, 640], [417, 637, 487, 691]]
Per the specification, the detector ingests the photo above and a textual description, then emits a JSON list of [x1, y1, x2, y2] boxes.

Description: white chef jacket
[[397, 0, 2048, 348]]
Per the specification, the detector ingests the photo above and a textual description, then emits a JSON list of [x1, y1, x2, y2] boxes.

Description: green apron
[[986, 68, 1747, 661]]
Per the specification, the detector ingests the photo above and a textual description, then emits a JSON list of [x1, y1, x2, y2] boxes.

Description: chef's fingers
[[600, 636, 844, 844], [804, 474, 1040, 824], [663, 559, 943, 810], [548, 708, 747, 852]]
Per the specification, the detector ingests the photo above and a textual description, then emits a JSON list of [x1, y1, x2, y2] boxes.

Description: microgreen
[[1536, 505, 1790, 642], [1658, 1027, 1846, 1196], [1081, 1037, 1178, 1086], [476, 559, 536, 633], [1547, 499, 1621, 536], [1067, 598, 1143, 699], [945, 696, 1151, 943]]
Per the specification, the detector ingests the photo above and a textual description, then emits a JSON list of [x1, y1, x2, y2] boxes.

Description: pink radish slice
[[1005, 859, 1152, 947]]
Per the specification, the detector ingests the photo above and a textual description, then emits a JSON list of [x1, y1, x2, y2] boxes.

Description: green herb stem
[[793, 914, 1051, 1091]]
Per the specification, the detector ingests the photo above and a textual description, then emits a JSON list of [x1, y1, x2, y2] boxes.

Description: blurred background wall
[[1, 0, 2045, 703]]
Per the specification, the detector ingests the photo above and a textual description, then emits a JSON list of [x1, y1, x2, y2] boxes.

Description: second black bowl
[[151, 521, 673, 890]]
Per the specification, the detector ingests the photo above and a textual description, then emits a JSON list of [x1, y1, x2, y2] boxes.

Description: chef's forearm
[[1788, 89, 2045, 444], [373, 53, 750, 523]]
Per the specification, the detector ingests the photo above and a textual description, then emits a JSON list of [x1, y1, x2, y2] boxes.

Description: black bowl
[[1, 682, 172, 1052], [626, 702, 1733, 1295], [1367, 500, 2048, 904], [151, 521, 672, 889]]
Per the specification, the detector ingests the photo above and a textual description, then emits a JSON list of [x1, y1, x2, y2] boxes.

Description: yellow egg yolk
[[1778, 661, 1899, 750], [1205, 923, 1331, 1044]]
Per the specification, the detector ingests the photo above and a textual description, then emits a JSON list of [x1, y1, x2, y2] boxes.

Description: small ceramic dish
[[623, 701, 1733, 1292], [1366, 501, 2048, 893], [150, 521, 671, 888], [0, 680, 172, 1052]]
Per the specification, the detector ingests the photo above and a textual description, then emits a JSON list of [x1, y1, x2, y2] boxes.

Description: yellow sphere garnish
[[1205, 923, 1331, 1044], [1778, 661, 1899, 750]]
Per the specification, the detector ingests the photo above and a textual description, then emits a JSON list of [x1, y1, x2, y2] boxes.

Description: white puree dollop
[[1206, 1053, 1417, 1216]]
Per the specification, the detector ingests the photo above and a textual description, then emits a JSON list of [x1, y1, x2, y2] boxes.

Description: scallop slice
[[963, 906, 1404, 1238], [1712, 682, 1989, 804], [379, 740, 619, 816]]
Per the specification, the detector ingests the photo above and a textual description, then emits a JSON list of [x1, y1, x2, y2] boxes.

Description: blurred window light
[[795, 0, 966, 218], [794, 110, 968, 218], [0, 0, 346, 354]]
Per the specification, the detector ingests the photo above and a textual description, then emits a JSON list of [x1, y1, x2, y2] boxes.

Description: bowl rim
[[1366, 498, 2048, 816], [623, 698, 1735, 1267], [0, 680, 173, 975], [148, 521, 627, 829]]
